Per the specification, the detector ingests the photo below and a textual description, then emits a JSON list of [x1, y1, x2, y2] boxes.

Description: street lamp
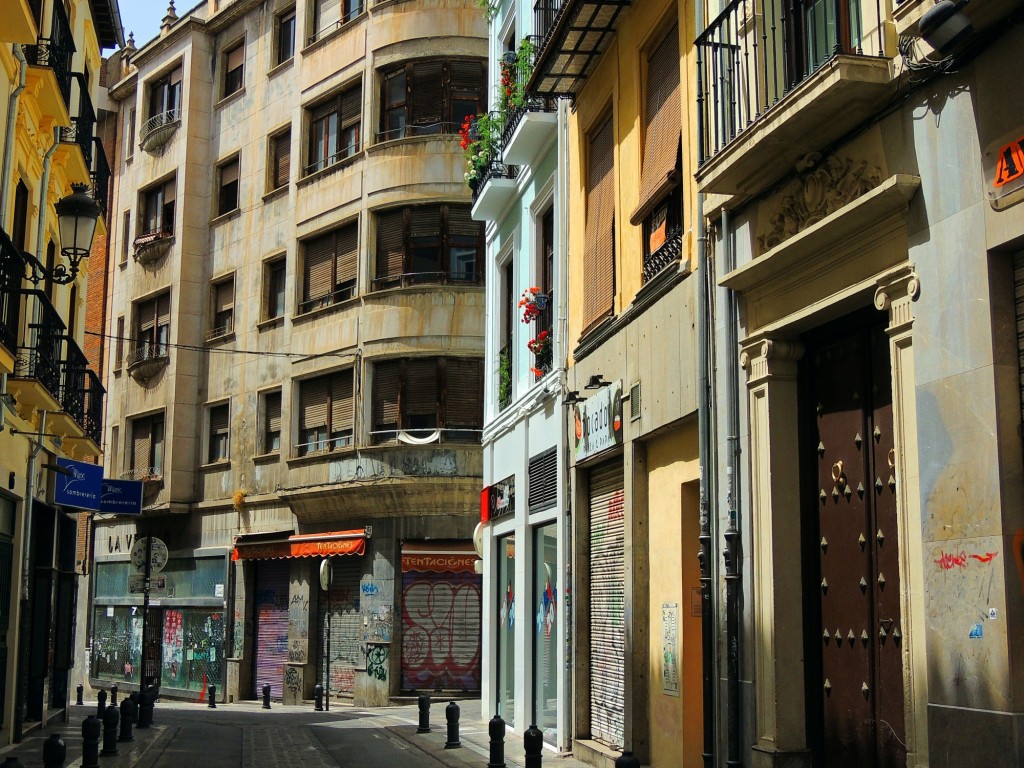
[[23, 183, 101, 286]]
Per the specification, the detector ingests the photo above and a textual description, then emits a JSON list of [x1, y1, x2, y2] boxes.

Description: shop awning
[[232, 529, 367, 561], [401, 541, 477, 574]]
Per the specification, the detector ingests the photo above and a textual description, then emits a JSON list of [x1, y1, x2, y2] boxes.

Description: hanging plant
[[461, 113, 501, 193], [518, 287, 548, 323]]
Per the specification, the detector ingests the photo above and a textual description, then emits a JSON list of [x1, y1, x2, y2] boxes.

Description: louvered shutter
[[210, 404, 229, 430], [156, 293, 171, 326], [528, 448, 558, 512], [132, 419, 151, 472], [374, 360, 401, 429], [447, 205, 479, 237], [410, 206, 441, 238], [410, 61, 444, 128], [265, 392, 282, 433], [300, 376, 330, 433], [330, 369, 354, 433], [631, 26, 681, 225], [340, 85, 361, 127], [583, 117, 615, 331], [272, 132, 290, 189], [376, 209, 405, 279], [303, 234, 334, 303], [449, 60, 483, 96], [227, 44, 244, 72], [335, 222, 358, 286], [405, 358, 437, 417], [316, 0, 342, 34], [443, 358, 481, 428], [138, 299, 155, 333]]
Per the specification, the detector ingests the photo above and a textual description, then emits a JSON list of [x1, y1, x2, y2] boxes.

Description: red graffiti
[[401, 572, 482, 691], [968, 552, 998, 563], [934, 551, 967, 570]]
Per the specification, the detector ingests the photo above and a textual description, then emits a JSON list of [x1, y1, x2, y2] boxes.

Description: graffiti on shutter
[[253, 560, 290, 699]]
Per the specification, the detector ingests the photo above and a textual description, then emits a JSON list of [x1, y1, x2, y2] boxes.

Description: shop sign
[[99, 479, 144, 515], [53, 457, 102, 511], [489, 475, 515, 520], [986, 129, 1024, 210], [573, 380, 624, 460]]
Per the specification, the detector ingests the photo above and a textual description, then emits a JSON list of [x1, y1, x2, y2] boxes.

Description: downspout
[[37, 128, 61, 264], [722, 207, 743, 768], [0, 44, 28, 230]]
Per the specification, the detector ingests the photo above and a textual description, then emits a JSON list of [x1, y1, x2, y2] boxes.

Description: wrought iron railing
[[119, 467, 162, 482], [139, 108, 181, 148], [60, 336, 87, 428], [295, 431, 354, 457], [133, 228, 174, 250], [25, 0, 75, 110], [533, 0, 565, 45], [696, 0, 886, 165], [15, 290, 66, 401], [375, 122, 461, 142], [532, 299, 554, 375], [307, 2, 365, 45], [82, 369, 104, 444], [91, 138, 110, 213], [472, 113, 518, 201], [298, 285, 356, 314], [0, 232, 24, 354], [500, 37, 557, 151], [498, 340, 512, 411], [303, 139, 362, 176], [642, 226, 683, 283], [370, 270, 481, 292], [62, 76, 95, 166], [124, 343, 168, 370]]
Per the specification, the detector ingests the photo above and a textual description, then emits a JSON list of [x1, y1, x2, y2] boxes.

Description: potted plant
[[518, 286, 548, 323], [461, 113, 501, 193], [527, 329, 552, 379]]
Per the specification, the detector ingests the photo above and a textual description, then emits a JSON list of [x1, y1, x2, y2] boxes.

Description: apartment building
[[0, 0, 121, 743], [92, 0, 486, 707]]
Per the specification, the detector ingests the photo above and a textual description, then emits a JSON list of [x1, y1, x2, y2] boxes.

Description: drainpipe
[[37, 128, 61, 263], [0, 373, 8, 433], [0, 44, 28, 230], [721, 207, 743, 768]]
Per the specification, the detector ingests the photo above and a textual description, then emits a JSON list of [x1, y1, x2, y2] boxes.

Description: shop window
[[305, 83, 361, 175], [299, 221, 358, 313], [378, 59, 484, 141], [297, 369, 354, 455], [207, 402, 230, 463], [374, 204, 483, 289], [372, 357, 482, 442]]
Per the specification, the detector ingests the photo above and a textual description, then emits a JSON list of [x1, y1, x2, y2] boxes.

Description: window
[[534, 206, 555, 373], [262, 390, 282, 453], [297, 369, 354, 456], [217, 156, 240, 215], [276, 10, 296, 65], [133, 293, 170, 361], [130, 413, 165, 478], [223, 40, 245, 97], [264, 258, 287, 320], [300, 222, 358, 313], [209, 278, 234, 339], [374, 204, 483, 288], [148, 65, 182, 119], [582, 115, 615, 332], [207, 403, 230, 463], [372, 357, 482, 442], [310, 0, 363, 44], [114, 316, 124, 371], [306, 83, 361, 175], [125, 107, 136, 160], [139, 178, 175, 238], [269, 129, 291, 190], [379, 59, 485, 140], [121, 211, 130, 265]]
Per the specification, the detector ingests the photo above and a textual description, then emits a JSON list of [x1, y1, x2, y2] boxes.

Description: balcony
[[81, 369, 104, 449], [90, 139, 110, 213], [471, 156, 518, 221], [50, 335, 87, 439], [61, 76, 95, 167], [501, 37, 558, 169], [695, 0, 894, 198], [0, 0, 37, 44], [24, 0, 75, 113], [526, 0, 631, 97], [530, 300, 554, 377], [8, 290, 65, 413], [642, 225, 683, 283], [0, 233, 24, 374], [139, 108, 181, 153], [370, 270, 482, 292], [133, 229, 174, 266], [125, 344, 169, 383]]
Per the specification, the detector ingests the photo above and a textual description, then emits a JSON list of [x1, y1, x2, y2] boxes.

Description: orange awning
[[232, 529, 367, 561], [401, 541, 477, 574]]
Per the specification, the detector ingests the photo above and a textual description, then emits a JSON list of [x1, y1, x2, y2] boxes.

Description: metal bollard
[[262, 683, 271, 709], [96, 689, 107, 718], [487, 714, 506, 768], [43, 734, 66, 768], [444, 701, 461, 749], [136, 688, 154, 729], [313, 683, 323, 712], [76, 684, 84, 706], [416, 693, 431, 733], [118, 697, 136, 742], [2, 758, 25, 768], [208, 683, 217, 709], [110, 684, 118, 707], [82, 714, 101, 768], [614, 751, 641, 768], [524, 724, 543, 768], [100, 704, 119, 756]]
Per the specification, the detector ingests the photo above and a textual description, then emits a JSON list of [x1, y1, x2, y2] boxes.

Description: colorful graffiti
[[401, 572, 482, 691]]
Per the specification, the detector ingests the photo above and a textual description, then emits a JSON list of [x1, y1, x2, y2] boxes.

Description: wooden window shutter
[[210, 404, 229, 433], [273, 131, 291, 189], [376, 209, 406, 278], [443, 358, 481, 428], [340, 85, 361, 126], [163, 178, 176, 203], [447, 205, 479, 237], [335, 222, 358, 286], [138, 299, 155, 333], [300, 376, 330, 432], [449, 59, 483, 96], [316, 0, 342, 33], [132, 419, 151, 471], [583, 116, 615, 331], [265, 391, 282, 433], [156, 293, 171, 326], [404, 358, 437, 416], [410, 61, 444, 127], [630, 26, 681, 225], [373, 360, 401, 428], [303, 233, 334, 302], [410, 206, 441, 238], [330, 370, 354, 432]]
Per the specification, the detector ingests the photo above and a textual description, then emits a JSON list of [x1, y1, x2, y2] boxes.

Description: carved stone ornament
[[758, 154, 884, 254]]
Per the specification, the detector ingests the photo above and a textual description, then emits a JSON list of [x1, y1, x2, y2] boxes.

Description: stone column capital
[[740, 337, 805, 386], [874, 265, 919, 334]]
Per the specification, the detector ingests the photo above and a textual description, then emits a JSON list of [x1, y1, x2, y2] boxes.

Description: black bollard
[[118, 697, 136, 742], [136, 688, 154, 729], [43, 734, 66, 768], [444, 701, 461, 749], [313, 683, 323, 712], [100, 705, 119, 756], [96, 689, 107, 718], [524, 724, 543, 768], [416, 693, 431, 733], [76, 684, 84, 706], [208, 683, 217, 709], [110, 684, 118, 707], [262, 683, 271, 709], [2, 758, 25, 768], [487, 714, 506, 768], [82, 715, 101, 768], [614, 751, 641, 768]]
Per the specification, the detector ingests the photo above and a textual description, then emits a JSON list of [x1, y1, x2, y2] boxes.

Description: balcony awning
[[232, 529, 367, 560]]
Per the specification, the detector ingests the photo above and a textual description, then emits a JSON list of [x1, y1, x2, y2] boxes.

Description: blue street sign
[[54, 457, 103, 511], [99, 479, 144, 515]]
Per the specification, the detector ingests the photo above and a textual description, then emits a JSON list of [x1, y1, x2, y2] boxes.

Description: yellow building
[[0, 0, 122, 744]]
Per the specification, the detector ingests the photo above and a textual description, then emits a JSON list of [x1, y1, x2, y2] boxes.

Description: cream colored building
[[92, 0, 487, 706]]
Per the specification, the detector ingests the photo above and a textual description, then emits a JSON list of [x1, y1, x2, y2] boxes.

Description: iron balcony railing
[[370, 270, 481, 292], [60, 335, 87, 429], [500, 37, 557, 151], [696, 0, 886, 165], [307, 2, 365, 45], [62, 75, 95, 166], [304, 139, 362, 176], [90, 138, 110, 213], [25, 0, 75, 110], [532, 299, 554, 375], [82, 368, 104, 445], [124, 343, 168, 370], [534, 0, 565, 44], [15, 290, 66, 401], [375, 121, 462, 143], [139, 108, 181, 148], [0, 232, 24, 355], [472, 112, 518, 202], [498, 340, 512, 411], [368, 427, 482, 446], [642, 226, 684, 283]]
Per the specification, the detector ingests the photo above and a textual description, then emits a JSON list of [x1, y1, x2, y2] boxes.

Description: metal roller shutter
[[253, 560, 290, 699], [588, 460, 625, 748], [1015, 253, 1024, 417], [317, 556, 362, 696]]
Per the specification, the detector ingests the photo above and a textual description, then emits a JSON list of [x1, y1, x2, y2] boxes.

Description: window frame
[[133, 292, 171, 360], [260, 389, 283, 454], [216, 154, 241, 216], [148, 64, 182, 120], [377, 59, 485, 141], [125, 106, 136, 160], [304, 81, 361, 176], [206, 401, 230, 464], [296, 369, 355, 457], [129, 412, 166, 478], [373, 203, 484, 290], [209, 275, 235, 340], [268, 127, 291, 192], [222, 39, 245, 98], [263, 256, 287, 322], [309, 0, 364, 46], [276, 9, 296, 66], [299, 220, 359, 314], [139, 177, 176, 237]]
